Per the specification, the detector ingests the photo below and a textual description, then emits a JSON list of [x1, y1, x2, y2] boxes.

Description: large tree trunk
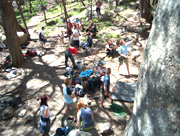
[[124, 0, 180, 136], [40, 0, 47, 25], [15, 0, 30, 40], [139, 0, 153, 23], [61, 0, 68, 32], [0, 0, 24, 66]]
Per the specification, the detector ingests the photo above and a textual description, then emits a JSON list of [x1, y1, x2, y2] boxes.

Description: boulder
[[1, 106, 14, 120], [99, 12, 114, 21], [98, 123, 111, 134], [67, 129, 92, 136], [18, 109, 27, 117], [23, 115, 33, 124]]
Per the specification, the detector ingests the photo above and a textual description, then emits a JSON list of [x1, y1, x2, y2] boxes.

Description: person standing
[[101, 68, 113, 108], [39, 27, 46, 48], [39, 94, 50, 136], [67, 19, 73, 40], [65, 45, 78, 69], [96, 0, 102, 17], [73, 24, 81, 48], [77, 101, 95, 131], [118, 38, 135, 77], [63, 78, 77, 122]]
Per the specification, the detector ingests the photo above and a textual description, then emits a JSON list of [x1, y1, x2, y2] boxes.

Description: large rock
[[98, 123, 111, 134], [124, 0, 180, 136], [2, 32, 28, 46], [67, 129, 92, 136], [1, 106, 14, 120], [99, 12, 114, 21]]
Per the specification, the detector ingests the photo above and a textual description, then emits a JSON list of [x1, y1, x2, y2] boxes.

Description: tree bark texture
[[0, 0, 24, 66], [139, 0, 153, 23], [124, 0, 180, 136], [15, 0, 30, 40], [61, 0, 68, 32], [40, 0, 47, 24]]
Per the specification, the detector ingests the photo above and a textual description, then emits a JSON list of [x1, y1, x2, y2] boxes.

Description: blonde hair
[[120, 39, 125, 45], [77, 101, 86, 112]]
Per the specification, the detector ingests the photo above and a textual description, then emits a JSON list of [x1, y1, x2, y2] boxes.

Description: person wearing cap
[[65, 45, 78, 69]]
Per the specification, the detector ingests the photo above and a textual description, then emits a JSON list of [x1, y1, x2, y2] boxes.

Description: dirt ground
[[0, 4, 150, 136]]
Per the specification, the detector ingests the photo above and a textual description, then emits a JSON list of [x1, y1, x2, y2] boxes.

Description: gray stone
[[18, 109, 27, 117], [124, 0, 180, 136], [1, 106, 14, 120], [98, 123, 111, 134], [23, 115, 33, 124], [67, 129, 92, 136]]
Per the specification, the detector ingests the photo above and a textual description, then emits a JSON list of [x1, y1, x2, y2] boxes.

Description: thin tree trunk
[[80, 0, 85, 6], [15, 0, 30, 40], [0, 0, 24, 66], [61, 0, 68, 32], [29, 0, 32, 13], [90, 0, 92, 19], [40, 0, 47, 25]]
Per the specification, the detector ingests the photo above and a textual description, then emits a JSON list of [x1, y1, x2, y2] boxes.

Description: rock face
[[124, 0, 180, 136]]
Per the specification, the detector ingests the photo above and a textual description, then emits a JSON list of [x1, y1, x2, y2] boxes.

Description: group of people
[[39, 67, 114, 136]]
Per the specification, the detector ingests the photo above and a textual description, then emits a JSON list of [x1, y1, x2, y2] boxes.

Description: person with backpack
[[77, 101, 95, 131], [39, 94, 50, 136], [63, 78, 77, 122], [65, 45, 78, 69], [39, 27, 46, 48], [101, 68, 114, 108]]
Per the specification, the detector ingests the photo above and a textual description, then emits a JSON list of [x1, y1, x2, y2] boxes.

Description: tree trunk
[[139, 0, 153, 23], [80, 0, 85, 6], [61, 0, 68, 32], [40, 0, 47, 25], [90, 0, 92, 19], [152, 0, 158, 6], [0, 0, 24, 66], [15, 0, 31, 40], [29, 0, 32, 13], [124, 0, 180, 136]]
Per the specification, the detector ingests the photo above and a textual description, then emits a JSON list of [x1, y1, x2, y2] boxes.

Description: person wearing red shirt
[[65, 46, 78, 69]]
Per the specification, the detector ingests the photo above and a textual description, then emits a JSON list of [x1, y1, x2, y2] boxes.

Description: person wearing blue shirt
[[101, 68, 113, 108], [118, 39, 135, 77], [63, 78, 77, 121]]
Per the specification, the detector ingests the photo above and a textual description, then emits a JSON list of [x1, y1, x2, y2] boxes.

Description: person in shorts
[[118, 38, 136, 76], [101, 68, 113, 108], [63, 78, 77, 121], [39, 27, 46, 48]]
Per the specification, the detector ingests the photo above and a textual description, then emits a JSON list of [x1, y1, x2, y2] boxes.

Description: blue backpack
[[54, 126, 72, 136]]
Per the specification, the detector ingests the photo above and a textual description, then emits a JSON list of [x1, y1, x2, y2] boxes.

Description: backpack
[[86, 79, 95, 94], [74, 84, 85, 97], [39, 32, 42, 39], [82, 37, 92, 49], [91, 76, 102, 89], [54, 126, 72, 136]]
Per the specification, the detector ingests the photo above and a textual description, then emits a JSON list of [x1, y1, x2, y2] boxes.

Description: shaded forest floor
[[0, 1, 151, 136]]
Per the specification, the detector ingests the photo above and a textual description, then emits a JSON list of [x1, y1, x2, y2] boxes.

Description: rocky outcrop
[[124, 0, 180, 136]]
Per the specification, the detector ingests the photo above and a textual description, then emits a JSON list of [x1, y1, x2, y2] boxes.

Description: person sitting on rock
[[77, 101, 95, 131], [105, 39, 117, 57]]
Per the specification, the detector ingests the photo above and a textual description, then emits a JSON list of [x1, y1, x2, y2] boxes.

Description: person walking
[[63, 78, 77, 122], [118, 38, 135, 77], [65, 45, 78, 69], [39, 94, 50, 136], [101, 68, 113, 108]]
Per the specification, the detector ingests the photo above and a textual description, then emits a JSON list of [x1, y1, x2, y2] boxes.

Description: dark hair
[[106, 68, 111, 75], [42, 27, 45, 30], [40, 94, 48, 106]]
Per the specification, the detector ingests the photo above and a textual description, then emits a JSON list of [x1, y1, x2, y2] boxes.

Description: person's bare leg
[[126, 63, 131, 76], [74, 109, 77, 121], [118, 64, 121, 74]]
